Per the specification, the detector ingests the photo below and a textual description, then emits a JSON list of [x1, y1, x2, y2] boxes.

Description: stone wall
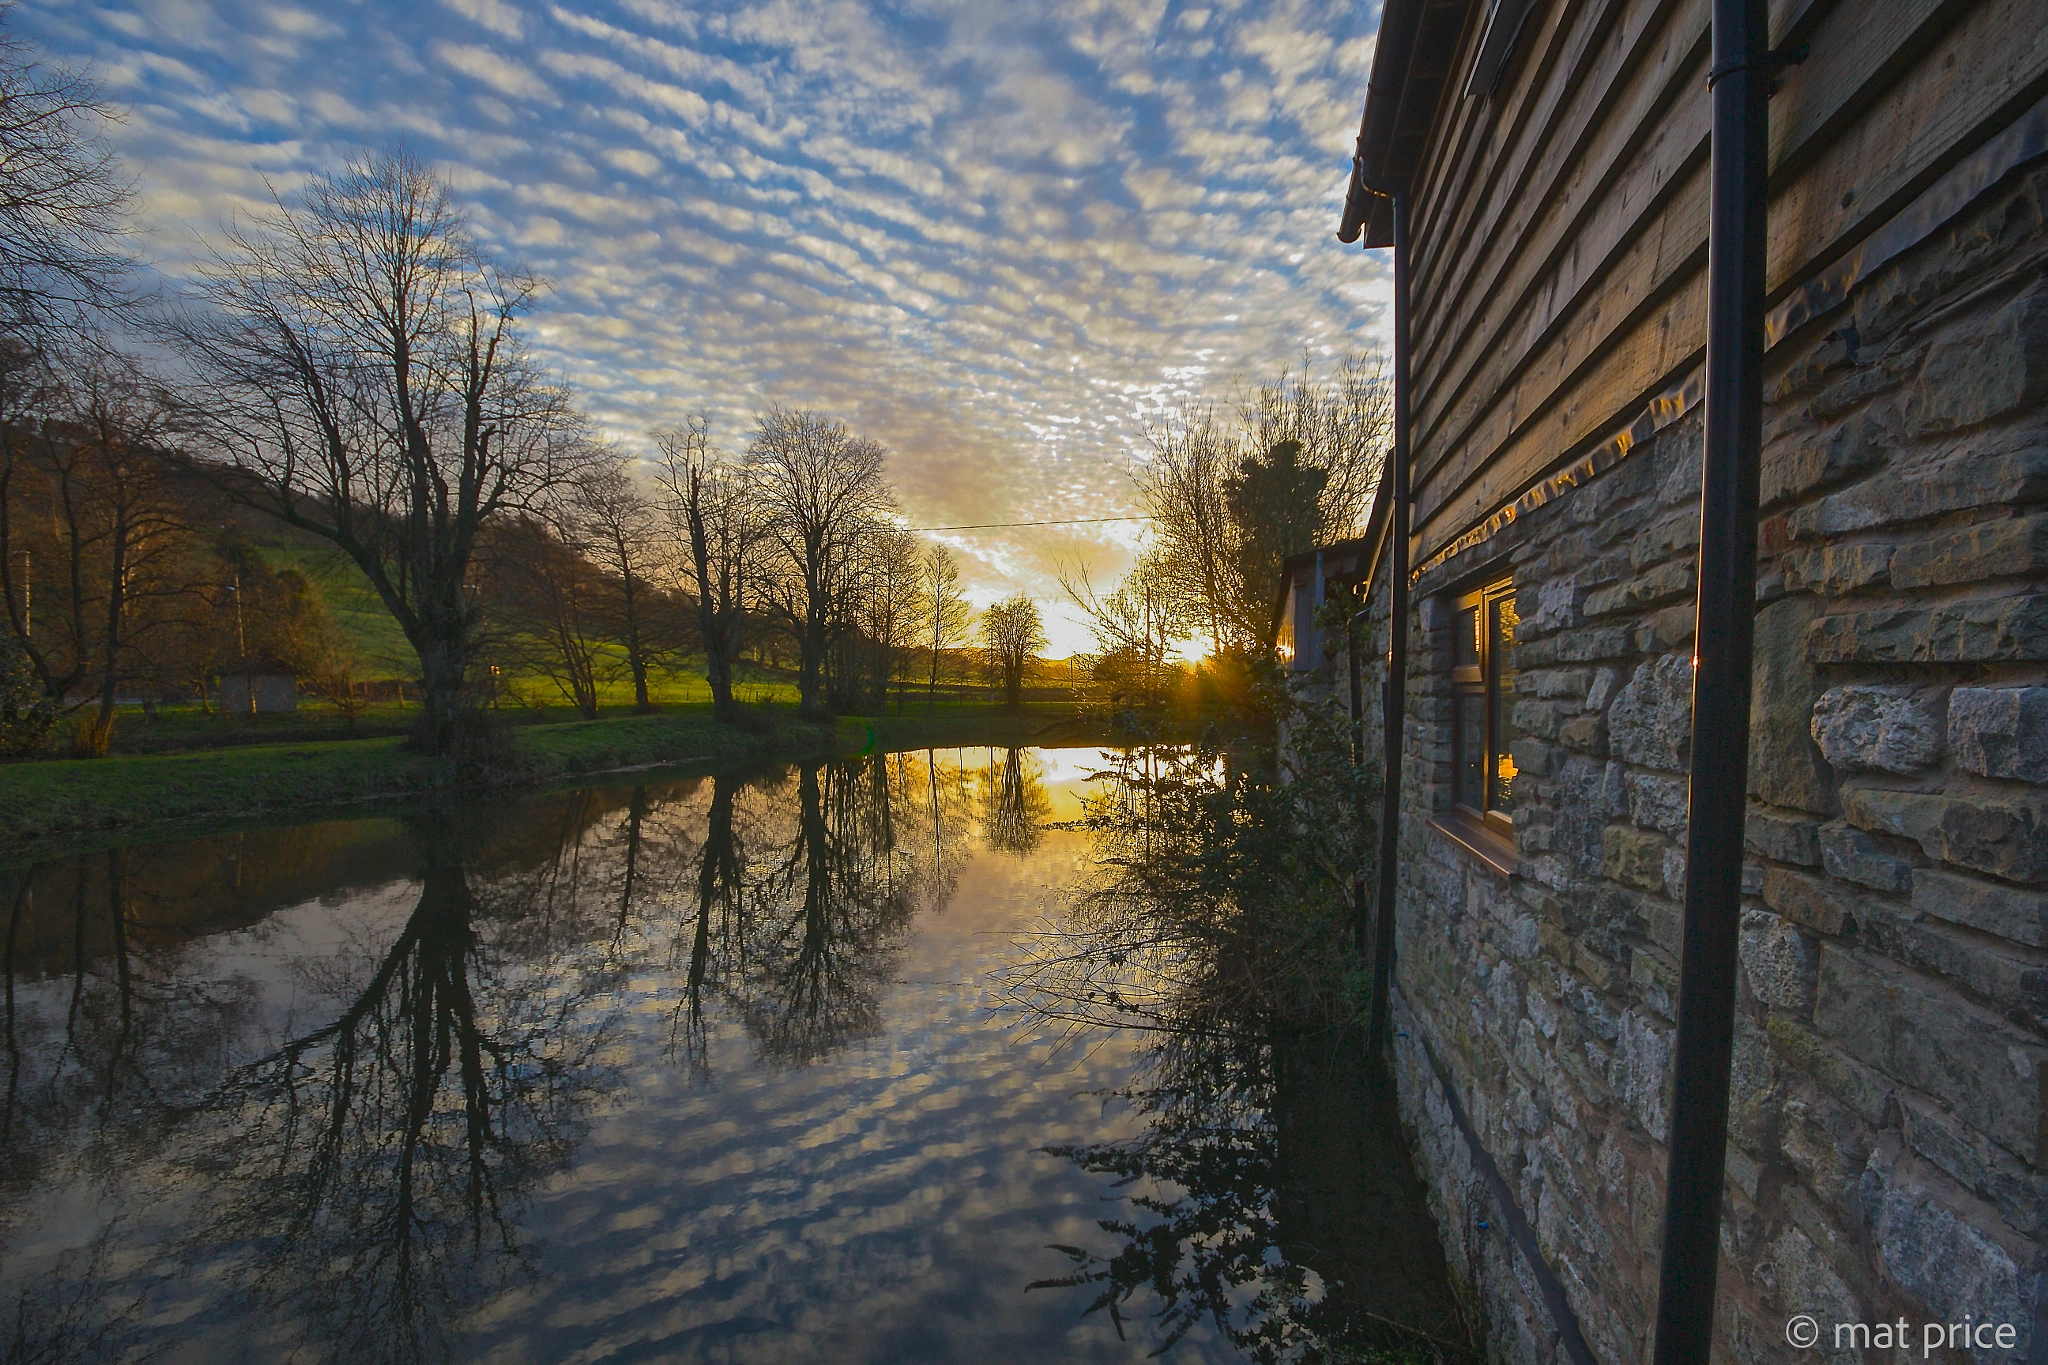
[[1350, 159, 2048, 1363]]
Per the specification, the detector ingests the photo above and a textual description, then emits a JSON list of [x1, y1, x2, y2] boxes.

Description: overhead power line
[[905, 514, 1154, 532]]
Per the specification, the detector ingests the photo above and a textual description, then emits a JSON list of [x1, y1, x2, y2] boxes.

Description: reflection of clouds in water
[[0, 755, 1236, 1363], [471, 831, 1237, 1363]]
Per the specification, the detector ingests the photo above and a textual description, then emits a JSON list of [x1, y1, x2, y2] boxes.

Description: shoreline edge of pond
[[0, 705, 1137, 856]]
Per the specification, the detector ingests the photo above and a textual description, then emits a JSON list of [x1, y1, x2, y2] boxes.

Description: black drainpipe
[[1653, 0, 1769, 1358], [1365, 188, 1409, 1056]]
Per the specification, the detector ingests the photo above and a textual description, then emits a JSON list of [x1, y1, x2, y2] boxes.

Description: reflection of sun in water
[[1031, 747, 1119, 818]]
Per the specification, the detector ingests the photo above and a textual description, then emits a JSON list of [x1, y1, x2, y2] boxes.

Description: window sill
[[1429, 809, 1517, 878]]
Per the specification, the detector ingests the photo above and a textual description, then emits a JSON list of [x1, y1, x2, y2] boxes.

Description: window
[[1450, 578, 1518, 834]]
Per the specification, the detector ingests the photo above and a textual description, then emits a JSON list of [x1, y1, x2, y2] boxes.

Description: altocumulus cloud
[[21, 0, 1392, 650]]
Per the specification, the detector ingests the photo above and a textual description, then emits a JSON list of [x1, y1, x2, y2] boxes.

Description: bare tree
[[918, 543, 970, 715], [168, 146, 590, 757], [1059, 555, 1188, 704], [487, 515, 608, 719], [653, 417, 760, 723], [573, 453, 666, 712], [0, 8, 134, 351], [980, 593, 1046, 711], [858, 526, 922, 713], [1135, 351, 1392, 654], [0, 358, 193, 753], [1138, 400, 1238, 656], [746, 407, 894, 720]]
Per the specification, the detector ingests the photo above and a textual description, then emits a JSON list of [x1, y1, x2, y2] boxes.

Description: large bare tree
[[170, 147, 589, 756], [746, 407, 894, 720], [654, 417, 761, 723], [1138, 351, 1391, 654]]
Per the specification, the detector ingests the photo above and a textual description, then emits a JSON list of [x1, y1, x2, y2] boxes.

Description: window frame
[[1449, 577, 1518, 838]]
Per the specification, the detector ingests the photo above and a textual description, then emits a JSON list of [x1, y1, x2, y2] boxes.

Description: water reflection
[[0, 740, 1467, 1363], [1007, 739, 1477, 1362], [0, 746, 1113, 1363]]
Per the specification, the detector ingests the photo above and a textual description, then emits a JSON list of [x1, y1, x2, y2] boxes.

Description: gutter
[[1653, 1, 1781, 1359]]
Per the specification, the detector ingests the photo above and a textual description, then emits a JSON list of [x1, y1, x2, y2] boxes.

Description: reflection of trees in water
[[731, 761, 915, 1066], [0, 750, 999, 1358], [174, 814, 622, 1365], [0, 853, 255, 1204], [670, 753, 974, 1075], [975, 747, 1053, 856], [1004, 730, 1475, 1362]]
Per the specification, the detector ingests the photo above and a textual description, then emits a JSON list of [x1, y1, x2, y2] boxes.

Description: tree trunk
[[798, 612, 827, 720], [415, 631, 470, 758], [621, 574, 651, 713]]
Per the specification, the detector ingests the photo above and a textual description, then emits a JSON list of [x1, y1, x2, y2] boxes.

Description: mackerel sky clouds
[[21, 0, 1392, 648]]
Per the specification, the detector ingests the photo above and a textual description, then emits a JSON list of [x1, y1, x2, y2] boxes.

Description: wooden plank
[[1409, 0, 1638, 366], [1766, 0, 2048, 297], [1413, 0, 2037, 527], [1414, 0, 2048, 561], [1415, 270, 1708, 559], [1409, 0, 1597, 339], [1410, 0, 1686, 383], [1415, 181, 1710, 535], [1412, 0, 1710, 487]]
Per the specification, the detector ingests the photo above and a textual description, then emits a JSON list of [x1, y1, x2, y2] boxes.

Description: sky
[[20, 0, 1392, 654]]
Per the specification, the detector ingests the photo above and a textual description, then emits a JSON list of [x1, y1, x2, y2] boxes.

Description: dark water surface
[[0, 747, 1463, 1364]]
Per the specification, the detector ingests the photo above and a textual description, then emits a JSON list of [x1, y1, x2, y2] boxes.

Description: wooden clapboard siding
[[1404, 0, 1604, 342], [1398, 0, 2048, 564], [1407, 0, 1668, 383], [1412, 0, 1709, 472]]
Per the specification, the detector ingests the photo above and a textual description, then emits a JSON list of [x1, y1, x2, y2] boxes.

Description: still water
[[0, 747, 1464, 1364]]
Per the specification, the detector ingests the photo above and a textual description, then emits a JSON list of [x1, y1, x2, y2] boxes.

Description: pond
[[0, 746, 1469, 1364]]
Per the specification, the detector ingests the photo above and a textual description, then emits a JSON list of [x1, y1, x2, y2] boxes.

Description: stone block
[[1756, 1226, 1865, 1363], [1868, 1173, 2033, 1359], [1624, 769, 1688, 837], [1765, 1013, 1891, 1125], [1899, 1093, 2048, 1239], [1742, 908, 1819, 1013], [1795, 541, 1894, 595], [1912, 868, 2048, 948], [1631, 946, 1677, 1019], [1746, 807, 1823, 866], [1612, 1008, 1673, 1142], [1809, 684, 1940, 775], [1891, 512, 2048, 589], [1792, 448, 2048, 541], [1947, 686, 2048, 783], [1631, 602, 1695, 653], [1609, 653, 1693, 771], [1815, 946, 2046, 1161], [1582, 559, 1694, 619], [1819, 821, 1915, 893], [1604, 823, 1668, 893], [1628, 511, 1699, 571], [1752, 599, 1838, 817], [1761, 401, 1891, 508], [1807, 594, 2048, 663], [1903, 288, 2048, 435], [1877, 910, 2048, 1032], [1842, 786, 2048, 884], [1763, 865, 1855, 935]]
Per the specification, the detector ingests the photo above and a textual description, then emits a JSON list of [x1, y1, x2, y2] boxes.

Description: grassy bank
[[0, 702, 1118, 849]]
